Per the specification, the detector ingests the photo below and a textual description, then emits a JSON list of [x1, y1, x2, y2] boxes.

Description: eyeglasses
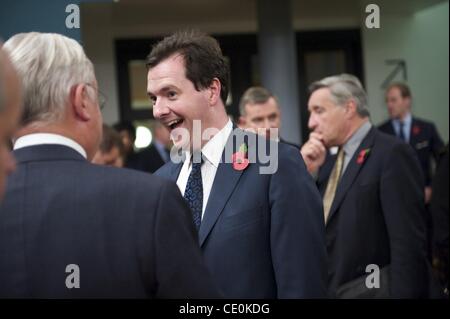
[[85, 83, 107, 110]]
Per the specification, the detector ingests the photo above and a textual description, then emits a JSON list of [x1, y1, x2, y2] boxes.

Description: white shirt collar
[[13, 133, 87, 159], [185, 119, 233, 168]]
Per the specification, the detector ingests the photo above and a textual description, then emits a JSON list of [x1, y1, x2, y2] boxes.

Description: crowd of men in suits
[[0, 30, 447, 298]]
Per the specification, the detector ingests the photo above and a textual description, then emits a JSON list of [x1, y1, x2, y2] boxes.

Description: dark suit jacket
[[135, 144, 167, 174], [430, 145, 449, 256], [378, 117, 444, 186], [0, 144, 219, 298], [156, 128, 328, 298], [317, 128, 429, 298]]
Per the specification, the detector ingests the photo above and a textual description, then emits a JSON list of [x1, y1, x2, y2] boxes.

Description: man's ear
[[345, 99, 358, 118], [71, 84, 91, 122], [208, 78, 222, 106]]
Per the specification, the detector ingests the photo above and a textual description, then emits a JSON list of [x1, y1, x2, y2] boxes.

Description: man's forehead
[[246, 100, 279, 114], [387, 87, 401, 96], [148, 54, 185, 79]]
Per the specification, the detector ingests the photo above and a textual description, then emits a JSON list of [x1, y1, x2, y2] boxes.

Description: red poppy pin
[[412, 125, 421, 136], [232, 143, 249, 171], [356, 148, 371, 165]]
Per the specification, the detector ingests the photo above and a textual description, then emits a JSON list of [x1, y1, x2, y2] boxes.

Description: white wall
[[362, 1, 449, 141]]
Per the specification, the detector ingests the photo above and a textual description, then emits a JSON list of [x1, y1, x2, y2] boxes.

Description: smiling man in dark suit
[[0, 32, 218, 298], [378, 83, 444, 204], [148, 30, 327, 298], [301, 74, 429, 298]]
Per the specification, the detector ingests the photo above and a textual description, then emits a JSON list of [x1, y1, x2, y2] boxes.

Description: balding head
[[0, 46, 22, 201]]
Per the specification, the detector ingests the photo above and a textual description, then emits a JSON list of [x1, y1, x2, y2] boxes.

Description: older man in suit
[[149, 30, 327, 298], [0, 32, 218, 298], [301, 74, 429, 298], [0, 47, 22, 202]]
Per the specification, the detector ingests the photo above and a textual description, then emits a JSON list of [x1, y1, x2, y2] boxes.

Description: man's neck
[[341, 117, 369, 146], [397, 111, 411, 122], [14, 123, 83, 150], [198, 114, 230, 149]]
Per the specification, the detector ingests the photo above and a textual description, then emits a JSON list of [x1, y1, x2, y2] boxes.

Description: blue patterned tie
[[184, 155, 203, 231]]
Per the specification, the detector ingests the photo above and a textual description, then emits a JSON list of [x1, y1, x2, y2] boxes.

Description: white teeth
[[167, 119, 181, 128]]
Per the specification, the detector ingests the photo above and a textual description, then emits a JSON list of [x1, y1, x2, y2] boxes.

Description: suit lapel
[[198, 129, 246, 247], [387, 121, 396, 136], [168, 162, 183, 181], [326, 128, 376, 225], [409, 117, 419, 148]]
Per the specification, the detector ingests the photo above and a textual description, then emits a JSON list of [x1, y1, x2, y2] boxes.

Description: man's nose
[[153, 99, 170, 119], [308, 115, 317, 131]]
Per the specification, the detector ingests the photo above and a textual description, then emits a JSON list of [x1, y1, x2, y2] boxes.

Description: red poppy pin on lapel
[[412, 125, 421, 136], [232, 143, 249, 171], [356, 148, 371, 165]]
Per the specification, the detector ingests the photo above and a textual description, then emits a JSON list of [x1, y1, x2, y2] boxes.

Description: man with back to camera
[[0, 32, 219, 298], [0, 46, 22, 202]]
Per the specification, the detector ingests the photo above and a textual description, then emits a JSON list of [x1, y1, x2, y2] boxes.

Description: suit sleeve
[[430, 123, 444, 161], [153, 181, 221, 298], [269, 145, 328, 298], [380, 142, 429, 298]]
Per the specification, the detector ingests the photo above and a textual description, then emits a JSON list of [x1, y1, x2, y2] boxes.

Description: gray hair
[[309, 74, 370, 118], [3, 32, 95, 126], [239, 86, 278, 116]]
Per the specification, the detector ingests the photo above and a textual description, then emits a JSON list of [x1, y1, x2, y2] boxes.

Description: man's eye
[[315, 108, 324, 114], [149, 96, 156, 103], [168, 91, 177, 99]]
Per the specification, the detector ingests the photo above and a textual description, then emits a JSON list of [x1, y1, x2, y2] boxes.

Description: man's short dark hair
[[146, 30, 230, 104], [387, 82, 412, 99], [239, 86, 277, 116], [113, 121, 136, 141]]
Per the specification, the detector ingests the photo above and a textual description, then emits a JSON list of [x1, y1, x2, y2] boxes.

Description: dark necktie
[[398, 121, 406, 142], [183, 155, 203, 231]]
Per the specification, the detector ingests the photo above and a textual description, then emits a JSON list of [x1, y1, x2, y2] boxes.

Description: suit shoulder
[[374, 129, 405, 147], [84, 163, 173, 193], [154, 161, 177, 177], [377, 120, 391, 131], [413, 117, 434, 127], [374, 129, 417, 159], [412, 117, 440, 136]]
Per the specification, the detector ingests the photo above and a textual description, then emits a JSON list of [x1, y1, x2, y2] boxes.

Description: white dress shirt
[[13, 133, 87, 159], [391, 112, 412, 143], [177, 119, 233, 219]]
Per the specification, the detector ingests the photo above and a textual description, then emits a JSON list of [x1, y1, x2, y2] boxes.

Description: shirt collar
[[185, 119, 233, 168], [343, 120, 372, 157], [13, 133, 87, 159], [393, 112, 412, 126]]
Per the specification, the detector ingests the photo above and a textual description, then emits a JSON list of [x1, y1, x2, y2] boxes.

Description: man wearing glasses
[[0, 32, 218, 298]]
